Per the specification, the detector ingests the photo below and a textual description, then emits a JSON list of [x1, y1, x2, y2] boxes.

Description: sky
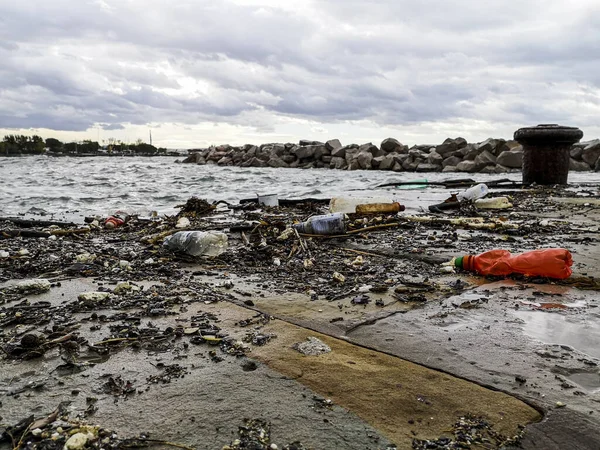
[[1, 0, 599, 148]]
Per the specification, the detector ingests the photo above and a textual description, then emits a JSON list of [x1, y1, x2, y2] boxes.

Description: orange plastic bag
[[455, 248, 573, 279]]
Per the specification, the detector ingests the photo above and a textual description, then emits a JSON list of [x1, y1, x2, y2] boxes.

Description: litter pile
[[1, 179, 599, 449]]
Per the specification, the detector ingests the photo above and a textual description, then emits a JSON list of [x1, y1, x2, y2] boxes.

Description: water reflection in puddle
[[567, 372, 600, 393], [514, 310, 600, 359]]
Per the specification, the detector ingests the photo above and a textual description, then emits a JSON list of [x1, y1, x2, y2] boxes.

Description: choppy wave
[[0, 155, 597, 221]]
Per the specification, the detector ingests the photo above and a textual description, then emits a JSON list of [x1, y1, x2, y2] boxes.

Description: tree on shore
[[1, 134, 169, 155], [1, 135, 44, 154], [45, 137, 63, 152]]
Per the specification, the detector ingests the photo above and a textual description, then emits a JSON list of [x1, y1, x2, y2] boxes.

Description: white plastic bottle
[[456, 183, 489, 202]]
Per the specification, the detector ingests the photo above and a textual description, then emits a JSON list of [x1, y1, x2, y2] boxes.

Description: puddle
[[514, 310, 600, 359], [567, 372, 600, 393]]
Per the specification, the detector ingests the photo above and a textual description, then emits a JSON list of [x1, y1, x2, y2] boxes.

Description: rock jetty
[[182, 137, 600, 173]]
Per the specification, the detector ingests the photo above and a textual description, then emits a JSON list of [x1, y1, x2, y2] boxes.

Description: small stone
[[16, 279, 51, 294], [556, 401, 566, 408], [515, 375, 527, 384], [78, 292, 110, 302], [75, 253, 96, 263], [119, 260, 131, 269], [64, 432, 93, 450], [31, 428, 43, 436], [18, 249, 30, 256], [113, 281, 133, 294], [0, 250, 9, 258], [332, 272, 345, 283], [351, 256, 364, 266]]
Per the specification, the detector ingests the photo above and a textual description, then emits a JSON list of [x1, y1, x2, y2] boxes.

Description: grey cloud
[[0, 0, 599, 135]]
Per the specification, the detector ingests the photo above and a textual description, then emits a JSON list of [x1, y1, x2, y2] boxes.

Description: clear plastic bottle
[[293, 213, 346, 235], [163, 231, 228, 257], [456, 183, 489, 202]]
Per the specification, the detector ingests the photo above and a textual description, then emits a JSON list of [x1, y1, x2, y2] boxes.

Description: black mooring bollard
[[514, 124, 583, 185]]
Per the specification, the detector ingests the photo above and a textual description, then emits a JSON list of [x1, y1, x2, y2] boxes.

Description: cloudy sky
[[1, 0, 599, 148]]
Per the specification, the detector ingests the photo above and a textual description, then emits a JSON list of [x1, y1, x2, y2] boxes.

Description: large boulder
[[313, 145, 330, 160], [242, 157, 267, 168], [359, 143, 384, 157], [331, 145, 347, 158], [416, 163, 440, 172], [267, 156, 289, 168], [272, 143, 286, 157], [581, 140, 600, 166], [442, 165, 458, 172], [325, 139, 342, 152], [435, 138, 457, 156], [392, 153, 410, 165], [245, 145, 258, 157], [570, 146, 584, 160], [476, 138, 505, 156], [182, 152, 202, 164], [463, 146, 481, 161], [442, 155, 462, 168], [402, 156, 419, 171], [392, 162, 404, 172], [427, 151, 443, 165], [282, 154, 296, 164], [299, 139, 324, 146], [496, 149, 523, 168], [293, 145, 316, 160], [570, 158, 590, 171], [374, 154, 396, 170], [436, 137, 467, 156], [356, 151, 374, 169], [344, 146, 361, 165], [381, 138, 403, 153], [217, 156, 233, 166], [456, 160, 478, 172], [474, 150, 497, 169], [348, 158, 362, 170], [330, 156, 347, 169], [499, 140, 522, 153]]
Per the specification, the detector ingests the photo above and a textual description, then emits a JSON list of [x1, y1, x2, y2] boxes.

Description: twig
[[13, 422, 33, 450], [93, 337, 138, 346], [127, 439, 196, 450], [347, 222, 407, 234], [341, 248, 385, 258]]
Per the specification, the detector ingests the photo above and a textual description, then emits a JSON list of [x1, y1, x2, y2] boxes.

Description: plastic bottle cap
[[454, 256, 464, 269]]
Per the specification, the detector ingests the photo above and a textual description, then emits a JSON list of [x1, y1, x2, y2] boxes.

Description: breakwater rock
[[181, 137, 600, 173]]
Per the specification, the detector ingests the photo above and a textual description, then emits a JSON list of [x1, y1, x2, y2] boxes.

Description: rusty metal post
[[514, 124, 583, 185]]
